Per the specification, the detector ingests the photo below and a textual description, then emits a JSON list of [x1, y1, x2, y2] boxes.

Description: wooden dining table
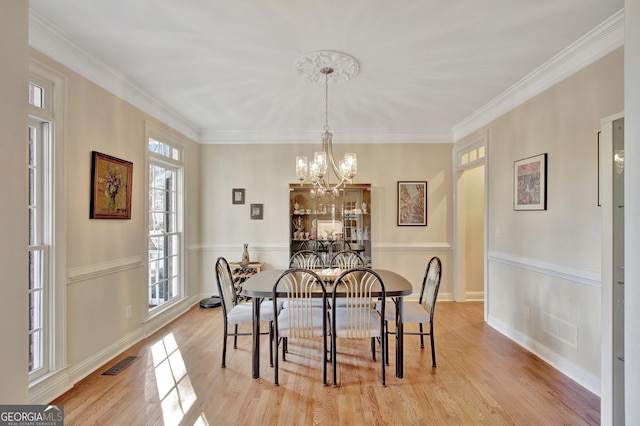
[[242, 268, 413, 380]]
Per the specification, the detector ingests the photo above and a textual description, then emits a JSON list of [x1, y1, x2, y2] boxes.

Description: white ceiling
[[29, 0, 623, 144]]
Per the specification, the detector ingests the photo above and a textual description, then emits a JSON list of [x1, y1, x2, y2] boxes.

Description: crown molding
[[28, 9, 623, 146], [199, 128, 453, 144], [453, 9, 625, 142], [28, 11, 200, 143]]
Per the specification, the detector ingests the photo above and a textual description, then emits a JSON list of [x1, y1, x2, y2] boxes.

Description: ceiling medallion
[[294, 50, 359, 84], [294, 51, 359, 199]]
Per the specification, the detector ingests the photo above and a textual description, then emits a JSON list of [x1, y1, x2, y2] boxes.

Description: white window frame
[[28, 117, 50, 379], [146, 124, 185, 315], [28, 60, 67, 393]]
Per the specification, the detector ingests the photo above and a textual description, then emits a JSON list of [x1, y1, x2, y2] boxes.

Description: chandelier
[[294, 51, 359, 198]]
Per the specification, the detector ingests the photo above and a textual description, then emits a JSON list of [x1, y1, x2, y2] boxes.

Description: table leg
[[251, 297, 261, 379], [395, 296, 404, 379]]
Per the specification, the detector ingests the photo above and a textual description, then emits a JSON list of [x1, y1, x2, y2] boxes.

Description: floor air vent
[[102, 356, 140, 375]]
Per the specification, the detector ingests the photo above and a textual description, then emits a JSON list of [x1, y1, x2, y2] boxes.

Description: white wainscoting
[[67, 255, 144, 284], [488, 251, 601, 288], [488, 314, 600, 396]]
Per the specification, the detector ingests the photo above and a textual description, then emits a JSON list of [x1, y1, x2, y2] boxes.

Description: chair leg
[[269, 321, 274, 367], [384, 320, 390, 366], [419, 323, 425, 348], [332, 334, 338, 387], [274, 334, 279, 386], [221, 322, 228, 368], [371, 337, 376, 361], [233, 324, 239, 348], [282, 337, 286, 360], [322, 334, 328, 387], [430, 323, 437, 367], [381, 332, 386, 387]]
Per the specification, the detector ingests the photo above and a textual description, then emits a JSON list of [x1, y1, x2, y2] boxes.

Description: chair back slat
[[333, 268, 385, 339], [299, 240, 326, 252], [274, 269, 327, 339], [215, 257, 237, 315], [420, 256, 442, 316], [330, 250, 364, 269], [289, 250, 324, 269]]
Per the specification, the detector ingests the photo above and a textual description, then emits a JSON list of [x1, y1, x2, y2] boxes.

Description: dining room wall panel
[[198, 142, 454, 299], [23, 49, 203, 401], [470, 47, 624, 393]]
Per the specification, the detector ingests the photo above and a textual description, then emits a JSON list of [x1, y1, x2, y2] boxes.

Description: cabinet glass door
[[289, 184, 371, 266]]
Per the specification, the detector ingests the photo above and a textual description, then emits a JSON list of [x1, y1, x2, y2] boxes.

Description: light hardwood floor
[[52, 301, 599, 425]]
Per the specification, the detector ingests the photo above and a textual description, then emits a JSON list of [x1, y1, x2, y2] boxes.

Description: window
[[456, 138, 486, 171], [148, 135, 184, 311], [27, 75, 55, 381], [28, 118, 49, 376], [28, 63, 66, 390]]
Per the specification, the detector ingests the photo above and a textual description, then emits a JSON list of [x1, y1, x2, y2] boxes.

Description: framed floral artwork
[[514, 153, 547, 211], [398, 181, 427, 226], [90, 151, 133, 219]]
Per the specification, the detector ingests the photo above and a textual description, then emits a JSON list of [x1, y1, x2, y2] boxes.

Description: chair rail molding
[[488, 251, 600, 288], [374, 242, 452, 251], [67, 256, 144, 284]]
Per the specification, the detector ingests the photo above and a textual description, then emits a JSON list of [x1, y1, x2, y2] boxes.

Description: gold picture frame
[[90, 151, 133, 219]]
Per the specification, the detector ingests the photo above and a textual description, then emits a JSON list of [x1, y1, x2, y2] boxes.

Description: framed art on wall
[[90, 151, 133, 219], [397, 181, 427, 226], [250, 203, 263, 220], [232, 188, 245, 204], [514, 153, 547, 211]]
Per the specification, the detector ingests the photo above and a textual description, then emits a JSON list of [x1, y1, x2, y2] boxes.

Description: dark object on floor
[[102, 356, 140, 375], [200, 296, 221, 308]]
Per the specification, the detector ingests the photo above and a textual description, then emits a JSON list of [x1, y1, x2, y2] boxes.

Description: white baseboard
[[487, 314, 600, 396], [30, 296, 200, 403]]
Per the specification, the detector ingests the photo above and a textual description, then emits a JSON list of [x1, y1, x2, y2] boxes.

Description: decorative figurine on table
[[242, 243, 250, 266], [362, 202, 367, 214]]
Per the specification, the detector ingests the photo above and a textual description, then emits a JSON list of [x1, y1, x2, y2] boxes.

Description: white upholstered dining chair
[[331, 268, 386, 387], [215, 256, 275, 368], [379, 256, 442, 367], [272, 268, 330, 386]]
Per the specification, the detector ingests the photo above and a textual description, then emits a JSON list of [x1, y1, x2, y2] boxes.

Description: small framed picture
[[232, 188, 245, 205], [250, 203, 263, 220], [514, 153, 547, 211], [397, 181, 427, 226], [90, 151, 133, 219]]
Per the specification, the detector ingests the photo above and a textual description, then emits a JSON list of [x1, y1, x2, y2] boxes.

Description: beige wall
[[467, 47, 624, 390], [198, 142, 454, 299], [27, 50, 202, 385], [0, 0, 29, 403]]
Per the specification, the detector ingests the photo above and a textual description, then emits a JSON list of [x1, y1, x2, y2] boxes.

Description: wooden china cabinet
[[289, 183, 372, 266]]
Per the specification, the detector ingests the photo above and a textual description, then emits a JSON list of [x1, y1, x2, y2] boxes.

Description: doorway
[[453, 135, 487, 317], [600, 113, 624, 425]]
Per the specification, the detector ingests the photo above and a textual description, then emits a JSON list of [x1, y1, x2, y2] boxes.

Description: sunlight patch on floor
[[151, 332, 199, 424]]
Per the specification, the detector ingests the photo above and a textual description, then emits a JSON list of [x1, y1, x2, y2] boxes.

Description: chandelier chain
[[294, 52, 358, 197], [324, 72, 330, 132]]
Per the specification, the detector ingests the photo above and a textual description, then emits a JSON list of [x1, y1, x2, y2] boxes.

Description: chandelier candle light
[[294, 51, 359, 198]]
